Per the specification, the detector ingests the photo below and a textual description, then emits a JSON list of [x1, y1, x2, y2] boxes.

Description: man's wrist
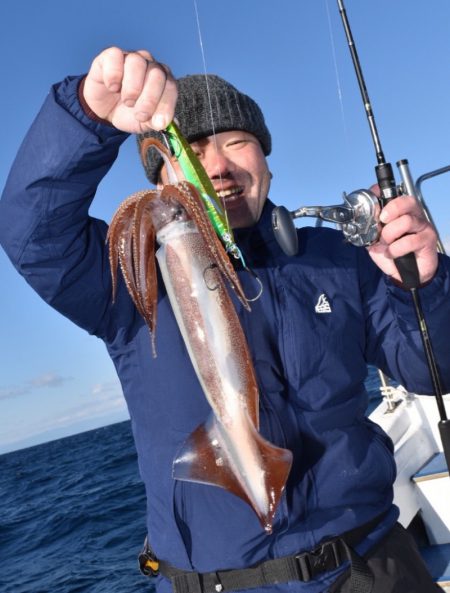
[[78, 76, 114, 127]]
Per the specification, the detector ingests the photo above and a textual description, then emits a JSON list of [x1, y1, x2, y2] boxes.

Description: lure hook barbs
[[203, 262, 263, 304], [242, 267, 264, 303]]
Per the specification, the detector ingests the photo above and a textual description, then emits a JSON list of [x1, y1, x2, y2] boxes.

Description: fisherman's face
[[159, 130, 271, 229]]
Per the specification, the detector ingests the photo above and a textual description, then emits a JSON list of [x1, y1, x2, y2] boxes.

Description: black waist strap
[[139, 513, 384, 593]]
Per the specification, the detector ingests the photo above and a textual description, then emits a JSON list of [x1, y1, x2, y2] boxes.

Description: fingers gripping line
[[97, 47, 176, 130], [123, 51, 175, 129]]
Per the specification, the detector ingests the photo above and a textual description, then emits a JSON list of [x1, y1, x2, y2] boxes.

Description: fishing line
[[325, 0, 349, 146], [192, 0, 229, 226], [192, 0, 263, 304]]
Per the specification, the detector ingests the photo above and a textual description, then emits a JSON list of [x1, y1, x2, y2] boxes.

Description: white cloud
[[91, 380, 122, 399], [441, 236, 450, 255], [31, 372, 70, 388], [52, 398, 126, 427], [0, 372, 71, 400], [0, 379, 129, 453], [0, 385, 29, 400], [48, 379, 126, 427]]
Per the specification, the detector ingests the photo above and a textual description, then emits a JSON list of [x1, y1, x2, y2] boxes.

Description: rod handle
[[393, 253, 420, 290], [376, 163, 421, 290], [438, 420, 450, 477]]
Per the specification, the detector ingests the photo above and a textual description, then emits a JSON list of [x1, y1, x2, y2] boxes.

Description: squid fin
[[172, 417, 292, 532]]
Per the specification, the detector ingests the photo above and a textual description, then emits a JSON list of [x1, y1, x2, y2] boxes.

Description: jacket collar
[[233, 198, 283, 265]]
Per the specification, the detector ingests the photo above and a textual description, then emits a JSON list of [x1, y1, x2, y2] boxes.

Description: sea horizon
[[1, 365, 384, 456], [0, 410, 130, 456]]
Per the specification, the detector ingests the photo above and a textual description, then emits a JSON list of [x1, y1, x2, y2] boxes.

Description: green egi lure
[[163, 121, 245, 266]]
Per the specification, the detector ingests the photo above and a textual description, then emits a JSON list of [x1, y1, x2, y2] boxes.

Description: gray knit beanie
[[137, 74, 272, 185]]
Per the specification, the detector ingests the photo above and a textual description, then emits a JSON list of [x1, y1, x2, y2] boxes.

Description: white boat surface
[[370, 383, 450, 590]]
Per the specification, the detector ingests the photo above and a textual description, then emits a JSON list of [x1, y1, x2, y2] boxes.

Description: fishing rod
[[272, 1, 450, 472], [336, 0, 449, 473]]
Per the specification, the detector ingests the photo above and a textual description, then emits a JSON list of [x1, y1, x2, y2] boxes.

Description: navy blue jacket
[[2, 76, 450, 593]]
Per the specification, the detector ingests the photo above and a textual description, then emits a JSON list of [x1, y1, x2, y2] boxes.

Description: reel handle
[[376, 163, 421, 290]]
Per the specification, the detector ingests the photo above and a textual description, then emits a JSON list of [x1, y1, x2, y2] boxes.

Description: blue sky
[[1, 0, 449, 454]]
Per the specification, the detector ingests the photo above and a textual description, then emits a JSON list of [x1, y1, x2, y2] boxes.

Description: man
[[0, 47, 448, 593]]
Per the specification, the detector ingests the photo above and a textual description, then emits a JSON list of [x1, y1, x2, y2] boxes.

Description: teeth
[[217, 187, 243, 199]]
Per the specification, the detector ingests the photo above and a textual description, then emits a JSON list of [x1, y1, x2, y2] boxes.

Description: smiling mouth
[[216, 186, 244, 203]]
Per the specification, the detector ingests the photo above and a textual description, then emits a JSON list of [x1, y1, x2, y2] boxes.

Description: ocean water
[[0, 368, 383, 593], [0, 422, 151, 593]]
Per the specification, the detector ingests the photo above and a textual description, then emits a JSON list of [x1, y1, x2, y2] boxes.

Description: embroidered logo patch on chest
[[315, 293, 332, 314]]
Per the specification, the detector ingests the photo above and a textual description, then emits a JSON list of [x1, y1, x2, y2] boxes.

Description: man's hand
[[82, 47, 177, 134], [367, 191, 438, 286]]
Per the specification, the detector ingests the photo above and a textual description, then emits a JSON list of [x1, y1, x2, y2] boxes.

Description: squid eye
[[203, 264, 220, 291], [174, 208, 185, 221]]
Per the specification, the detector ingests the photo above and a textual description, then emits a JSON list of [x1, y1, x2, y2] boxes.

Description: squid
[[107, 138, 292, 532]]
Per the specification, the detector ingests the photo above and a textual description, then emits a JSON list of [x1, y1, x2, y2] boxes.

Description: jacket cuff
[[53, 75, 128, 143], [77, 76, 115, 127]]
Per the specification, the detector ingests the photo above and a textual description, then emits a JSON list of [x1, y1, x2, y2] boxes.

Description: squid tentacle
[[139, 203, 158, 333], [108, 139, 250, 353], [107, 193, 141, 303], [132, 191, 156, 317]]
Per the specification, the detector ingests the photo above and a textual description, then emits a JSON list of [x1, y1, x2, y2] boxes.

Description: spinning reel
[[272, 188, 381, 256]]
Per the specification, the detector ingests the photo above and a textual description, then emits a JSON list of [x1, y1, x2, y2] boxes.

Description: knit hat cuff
[[137, 74, 271, 185]]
